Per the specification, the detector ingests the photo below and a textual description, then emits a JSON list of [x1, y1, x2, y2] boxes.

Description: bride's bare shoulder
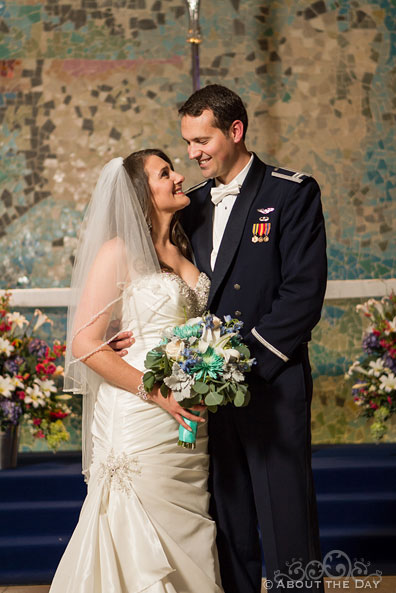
[[97, 237, 127, 259], [90, 238, 128, 277]]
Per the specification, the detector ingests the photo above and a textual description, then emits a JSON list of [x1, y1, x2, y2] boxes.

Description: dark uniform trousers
[[181, 154, 327, 593]]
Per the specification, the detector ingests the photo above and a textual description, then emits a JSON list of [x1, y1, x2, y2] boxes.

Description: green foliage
[[143, 371, 156, 393], [192, 381, 209, 395], [160, 382, 169, 398]]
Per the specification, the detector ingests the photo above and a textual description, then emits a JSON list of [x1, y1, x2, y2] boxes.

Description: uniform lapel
[[208, 155, 266, 306], [191, 180, 214, 275]]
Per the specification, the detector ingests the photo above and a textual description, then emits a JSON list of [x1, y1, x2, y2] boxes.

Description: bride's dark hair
[[123, 149, 193, 269]]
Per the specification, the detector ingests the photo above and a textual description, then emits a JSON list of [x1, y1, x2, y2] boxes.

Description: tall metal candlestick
[[185, 0, 201, 91]]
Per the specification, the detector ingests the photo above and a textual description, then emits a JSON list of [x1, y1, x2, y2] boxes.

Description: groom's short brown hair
[[178, 84, 248, 140]]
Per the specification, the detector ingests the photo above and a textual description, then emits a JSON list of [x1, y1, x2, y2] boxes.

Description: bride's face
[[145, 155, 190, 214]]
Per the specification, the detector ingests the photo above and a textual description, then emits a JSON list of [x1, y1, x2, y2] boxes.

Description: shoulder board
[[271, 167, 311, 184], [186, 180, 210, 194]]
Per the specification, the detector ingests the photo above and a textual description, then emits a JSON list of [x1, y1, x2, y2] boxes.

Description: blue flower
[[180, 359, 198, 374], [204, 314, 214, 329]]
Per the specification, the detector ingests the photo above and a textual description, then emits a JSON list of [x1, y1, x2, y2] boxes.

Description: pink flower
[[33, 418, 42, 426]]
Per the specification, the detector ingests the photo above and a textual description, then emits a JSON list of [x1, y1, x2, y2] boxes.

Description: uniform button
[[234, 283, 240, 290], [235, 310, 242, 317]]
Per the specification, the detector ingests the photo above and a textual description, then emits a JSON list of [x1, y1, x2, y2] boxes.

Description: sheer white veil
[[64, 157, 160, 479]]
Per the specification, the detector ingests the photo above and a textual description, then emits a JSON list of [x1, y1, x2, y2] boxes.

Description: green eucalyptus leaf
[[192, 381, 209, 395], [234, 390, 245, 407], [235, 344, 250, 358], [243, 390, 251, 407], [206, 404, 218, 413], [205, 391, 224, 406], [178, 394, 202, 408]]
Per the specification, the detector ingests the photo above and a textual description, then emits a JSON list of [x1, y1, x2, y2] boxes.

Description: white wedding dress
[[50, 272, 223, 593]]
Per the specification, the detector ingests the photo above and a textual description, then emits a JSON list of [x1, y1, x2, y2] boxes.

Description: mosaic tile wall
[[0, 1, 395, 448]]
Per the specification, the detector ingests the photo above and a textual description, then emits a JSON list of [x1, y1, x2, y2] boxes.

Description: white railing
[[1, 279, 396, 307]]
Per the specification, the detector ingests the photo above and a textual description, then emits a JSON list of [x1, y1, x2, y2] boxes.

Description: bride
[[49, 150, 223, 593]]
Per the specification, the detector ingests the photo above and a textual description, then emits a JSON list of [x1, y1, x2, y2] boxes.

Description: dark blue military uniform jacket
[[181, 153, 327, 383]]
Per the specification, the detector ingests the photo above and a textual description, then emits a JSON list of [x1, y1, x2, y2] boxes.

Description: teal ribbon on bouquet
[[178, 410, 200, 449]]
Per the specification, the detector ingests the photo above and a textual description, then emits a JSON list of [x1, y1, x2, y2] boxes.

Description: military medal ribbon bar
[[252, 223, 271, 243]]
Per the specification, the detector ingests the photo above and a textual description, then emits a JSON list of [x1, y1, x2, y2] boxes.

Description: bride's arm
[[72, 240, 204, 429]]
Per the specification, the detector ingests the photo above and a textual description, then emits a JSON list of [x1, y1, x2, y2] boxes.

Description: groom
[[178, 85, 327, 593]]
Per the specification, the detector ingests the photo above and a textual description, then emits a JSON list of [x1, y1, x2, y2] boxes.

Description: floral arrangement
[[143, 312, 255, 447], [0, 291, 72, 451], [347, 293, 396, 440]]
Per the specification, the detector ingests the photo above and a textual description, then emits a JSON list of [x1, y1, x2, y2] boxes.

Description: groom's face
[[181, 109, 238, 183]]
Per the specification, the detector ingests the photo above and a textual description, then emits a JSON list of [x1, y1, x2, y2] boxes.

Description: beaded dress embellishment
[[99, 450, 141, 495], [163, 272, 210, 317]]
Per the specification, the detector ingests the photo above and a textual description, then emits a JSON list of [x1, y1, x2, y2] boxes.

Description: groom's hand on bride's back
[[107, 320, 134, 357]]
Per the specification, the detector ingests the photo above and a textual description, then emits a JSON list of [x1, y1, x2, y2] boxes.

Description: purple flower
[[3, 356, 24, 375], [0, 400, 22, 425], [382, 353, 396, 373], [28, 338, 48, 359], [363, 333, 381, 354]]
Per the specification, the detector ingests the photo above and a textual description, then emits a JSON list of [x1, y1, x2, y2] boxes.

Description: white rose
[[165, 340, 184, 360]]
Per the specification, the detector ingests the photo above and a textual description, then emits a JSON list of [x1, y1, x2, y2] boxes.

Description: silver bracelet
[[136, 380, 149, 400]]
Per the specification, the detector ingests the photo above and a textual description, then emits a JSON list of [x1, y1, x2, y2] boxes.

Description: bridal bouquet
[[143, 312, 255, 448], [346, 293, 396, 440], [0, 291, 72, 451]]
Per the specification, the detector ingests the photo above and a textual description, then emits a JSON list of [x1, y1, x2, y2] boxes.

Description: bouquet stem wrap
[[178, 410, 200, 449]]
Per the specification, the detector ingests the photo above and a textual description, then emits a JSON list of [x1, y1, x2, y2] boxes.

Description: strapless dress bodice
[[121, 271, 210, 372]]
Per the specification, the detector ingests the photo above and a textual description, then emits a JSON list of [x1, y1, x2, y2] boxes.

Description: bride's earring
[[147, 219, 152, 232]]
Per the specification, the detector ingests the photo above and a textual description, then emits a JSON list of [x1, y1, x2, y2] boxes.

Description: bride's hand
[[149, 386, 206, 431]]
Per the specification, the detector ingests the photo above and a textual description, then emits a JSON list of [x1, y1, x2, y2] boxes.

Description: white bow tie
[[210, 179, 241, 205]]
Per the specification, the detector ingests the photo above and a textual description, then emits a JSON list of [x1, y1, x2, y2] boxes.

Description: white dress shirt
[[211, 154, 253, 270]]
